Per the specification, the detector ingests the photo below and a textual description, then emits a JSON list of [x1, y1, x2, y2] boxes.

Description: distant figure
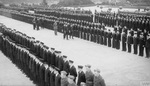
[[54, 21, 58, 35], [37, 18, 40, 30], [146, 34, 150, 58], [32, 17, 37, 30], [63, 23, 69, 40]]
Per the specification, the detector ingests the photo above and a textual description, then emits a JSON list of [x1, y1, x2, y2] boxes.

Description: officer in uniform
[[32, 17, 37, 30], [112, 31, 116, 48], [145, 34, 150, 58], [122, 31, 127, 51], [107, 29, 112, 47], [63, 23, 69, 40], [103, 29, 107, 46], [133, 32, 139, 54], [139, 33, 145, 56], [127, 32, 133, 53], [116, 31, 121, 50]]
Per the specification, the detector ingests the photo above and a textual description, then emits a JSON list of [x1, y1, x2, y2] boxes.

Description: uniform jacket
[[77, 71, 86, 86], [146, 38, 150, 48], [85, 70, 94, 86], [69, 66, 77, 78], [133, 36, 139, 45], [63, 61, 70, 74], [58, 57, 64, 71], [93, 75, 106, 86], [50, 71, 55, 86], [55, 74, 61, 86], [127, 35, 133, 44]]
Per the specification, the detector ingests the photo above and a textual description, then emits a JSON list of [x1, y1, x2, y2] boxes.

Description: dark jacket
[[94, 75, 106, 86], [69, 66, 77, 78], [55, 74, 61, 86], [77, 71, 86, 86]]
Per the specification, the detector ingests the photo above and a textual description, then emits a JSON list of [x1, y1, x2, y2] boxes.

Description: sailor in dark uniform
[[122, 31, 127, 51], [69, 60, 77, 82], [133, 32, 139, 54], [127, 32, 133, 53], [145, 34, 150, 58], [139, 33, 145, 56], [107, 29, 112, 47], [77, 65, 86, 86]]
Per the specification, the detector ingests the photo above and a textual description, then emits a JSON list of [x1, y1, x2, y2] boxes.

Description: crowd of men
[[0, 7, 150, 58], [0, 23, 106, 86]]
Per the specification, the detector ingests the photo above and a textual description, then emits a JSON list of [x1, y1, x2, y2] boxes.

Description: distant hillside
[[0, 0, 59, 4], [57, 0, 95, 6], [127, 0, 150, 6]]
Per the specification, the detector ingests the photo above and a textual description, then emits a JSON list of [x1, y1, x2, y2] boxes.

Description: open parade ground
[[0, 15, 150, 86]]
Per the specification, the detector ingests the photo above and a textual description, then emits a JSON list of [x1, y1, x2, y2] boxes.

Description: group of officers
[[0, 24, 106, 86], [0, 7, 150, 58]]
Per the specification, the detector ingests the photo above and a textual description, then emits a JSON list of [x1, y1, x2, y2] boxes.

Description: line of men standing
[[0, 23, 106, 86], [1, 8, 150, 58]]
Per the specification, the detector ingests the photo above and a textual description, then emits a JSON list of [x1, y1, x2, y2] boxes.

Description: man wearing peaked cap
[[139, 33, 145, 56], [63, 55, 70, 74], [51, 47, 55, 50], [133, 32, 139, 54], [127, 32, 133, 53], [77, 65, 86, 86], [69, 60, 77, 82]]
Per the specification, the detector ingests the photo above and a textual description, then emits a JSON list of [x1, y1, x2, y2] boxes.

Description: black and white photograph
[[0, 0, 150, 86]]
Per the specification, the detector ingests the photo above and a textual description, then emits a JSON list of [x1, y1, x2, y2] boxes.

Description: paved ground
[[0, 15, 150, 86], [0, 51, 35, 86]]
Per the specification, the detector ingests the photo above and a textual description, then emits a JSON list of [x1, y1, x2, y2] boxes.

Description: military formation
[[0, 23, 106, 86], [0, 7, 150, 57]]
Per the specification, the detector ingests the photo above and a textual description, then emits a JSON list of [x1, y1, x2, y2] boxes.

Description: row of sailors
[[95, 12, 150, 32], [1, 7, 150, 32], [0, 25, 106, 86], [1, 9, 150, 57], [1, 8, 150, 35], [61, 22, 150, 57]]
